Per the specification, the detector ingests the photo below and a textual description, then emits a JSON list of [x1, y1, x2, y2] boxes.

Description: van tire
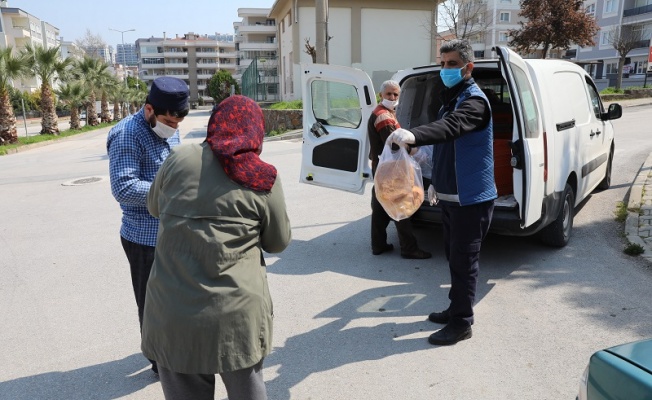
[[539, 184, 574, 247], [597, 147, 613, 191]]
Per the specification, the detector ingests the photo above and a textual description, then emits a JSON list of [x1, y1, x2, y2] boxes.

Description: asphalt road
[[1, 106, 651, 400]]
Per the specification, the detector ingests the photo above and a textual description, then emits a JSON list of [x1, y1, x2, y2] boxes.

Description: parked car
[[578, 338, 652, 399], [298, 46, 622, 247]]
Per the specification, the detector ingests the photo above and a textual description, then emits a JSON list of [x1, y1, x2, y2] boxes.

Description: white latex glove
[[388, 128, 416, 148], [428, 184, 437, 206]]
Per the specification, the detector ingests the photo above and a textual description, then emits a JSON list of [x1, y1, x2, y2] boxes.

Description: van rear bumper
[[412, 192, 562, 237]]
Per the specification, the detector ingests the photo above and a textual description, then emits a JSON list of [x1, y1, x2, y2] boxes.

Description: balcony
[[237, 25, 277, 34], [165, 62, 189, 68], [238, 42, 277, 51], [197, 51, 218, 57], [624, 4, 652, 17], [11, 25, 30, 38], [218, 52, 237, 58], [163, 51, 187, 57]]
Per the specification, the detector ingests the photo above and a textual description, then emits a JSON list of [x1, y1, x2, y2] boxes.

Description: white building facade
[[269, 0, 439, 101]]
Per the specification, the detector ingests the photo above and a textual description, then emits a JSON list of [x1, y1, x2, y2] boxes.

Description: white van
[[299, 46, 622, 247]]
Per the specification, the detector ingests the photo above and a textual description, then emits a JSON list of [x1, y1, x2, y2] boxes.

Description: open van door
[[299, 64, 376, 194], [495, 46, 545, 228]]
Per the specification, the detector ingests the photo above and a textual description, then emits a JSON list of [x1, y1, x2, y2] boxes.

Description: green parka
[[142, 142, 291, 374]]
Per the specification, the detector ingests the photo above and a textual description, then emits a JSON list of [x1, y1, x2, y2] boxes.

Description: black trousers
[[120, 236, 157, 368], [371, 187, 419, 254], [440, 200, 494, 327]]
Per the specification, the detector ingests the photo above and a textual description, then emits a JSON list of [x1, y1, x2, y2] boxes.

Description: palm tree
[[21, 44, 72, 135], [72, 56, 112, 127], [110, 83, 129, 121], [0, 47, 29, 145], [99, 75, 119, 123], [56, 81, 90, 130]]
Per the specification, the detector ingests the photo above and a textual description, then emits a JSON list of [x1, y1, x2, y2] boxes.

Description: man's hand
[[388, 128, 415, 147]]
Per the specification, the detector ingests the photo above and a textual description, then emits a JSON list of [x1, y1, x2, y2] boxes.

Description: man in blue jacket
[[389, 39, 496, 345]]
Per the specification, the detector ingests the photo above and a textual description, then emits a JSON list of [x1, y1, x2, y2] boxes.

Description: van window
[[585, 78, 603, 119], [510, 65, 540, 138], [310, 80, 362, 129]]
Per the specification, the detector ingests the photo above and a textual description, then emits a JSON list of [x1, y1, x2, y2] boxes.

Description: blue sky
[[8, 0, 276, 48]]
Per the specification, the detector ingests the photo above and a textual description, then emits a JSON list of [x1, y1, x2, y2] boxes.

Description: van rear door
[[299, 63, 375, 194], [495, 46, 545, 228]]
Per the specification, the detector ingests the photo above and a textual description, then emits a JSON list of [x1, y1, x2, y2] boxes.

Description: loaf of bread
[[375, 158, 424, 220]]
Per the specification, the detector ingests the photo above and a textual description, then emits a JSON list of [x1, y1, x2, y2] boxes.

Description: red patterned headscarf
[[206, 95, 277, 192]]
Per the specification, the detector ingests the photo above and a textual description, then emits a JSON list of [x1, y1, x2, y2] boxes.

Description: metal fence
[[240, 57, 280, 102]]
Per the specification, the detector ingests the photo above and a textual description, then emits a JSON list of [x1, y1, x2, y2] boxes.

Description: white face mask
[[381, 98, 399, 110], [151, 120, 177, 139]]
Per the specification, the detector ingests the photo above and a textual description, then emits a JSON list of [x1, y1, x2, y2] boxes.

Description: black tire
[[597, 147, 613, 191], [539, 183, 575, 247]]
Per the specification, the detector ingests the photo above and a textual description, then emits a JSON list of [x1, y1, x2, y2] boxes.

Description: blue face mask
[[440, 64, 467, 88]]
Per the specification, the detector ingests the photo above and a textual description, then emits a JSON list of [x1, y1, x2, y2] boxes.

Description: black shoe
[[372, 243, 394, 255], [401, 249, 432, 259], [428, 308, 450, 324], [428, 323, 472, 345], [151, 362, 158, 375]]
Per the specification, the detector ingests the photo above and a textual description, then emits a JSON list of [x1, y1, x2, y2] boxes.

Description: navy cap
[[149, 77, 189, 111]]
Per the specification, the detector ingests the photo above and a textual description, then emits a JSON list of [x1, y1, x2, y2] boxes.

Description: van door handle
[[590, 129, 601, 137]]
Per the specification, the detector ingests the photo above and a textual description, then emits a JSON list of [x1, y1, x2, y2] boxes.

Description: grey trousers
[[158, 360, 267, 400]]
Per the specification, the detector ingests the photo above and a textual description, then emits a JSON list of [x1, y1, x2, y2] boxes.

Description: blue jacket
[[411, 79, 497, 206]]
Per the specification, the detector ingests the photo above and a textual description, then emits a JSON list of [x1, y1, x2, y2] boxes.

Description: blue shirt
[[107, 108, 181, 246]]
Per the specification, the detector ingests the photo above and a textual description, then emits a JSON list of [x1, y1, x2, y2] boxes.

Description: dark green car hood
[[606, 339, 652, 373]]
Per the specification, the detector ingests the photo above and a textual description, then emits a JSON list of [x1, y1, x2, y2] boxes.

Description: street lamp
[[109, 28, 135, 88]]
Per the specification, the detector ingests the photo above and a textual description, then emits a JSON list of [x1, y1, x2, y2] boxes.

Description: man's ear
[[465, 62, 474, 78]]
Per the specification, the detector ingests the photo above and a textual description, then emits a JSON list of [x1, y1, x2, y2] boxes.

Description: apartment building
[[136, 33, 237, 104], [116, 43, 138, 66], [234, 8, 279, 102], [269, 0, 439, 101], [575, 0, 652, 86], [0, 3, 60, 92]]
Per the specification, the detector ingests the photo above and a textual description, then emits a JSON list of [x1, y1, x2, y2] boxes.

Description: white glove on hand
[[388, 128, 416, 148], [428, 184, 437, 206]]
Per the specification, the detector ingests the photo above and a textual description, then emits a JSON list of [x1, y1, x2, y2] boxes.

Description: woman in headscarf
[[142, 95, 292, 400]]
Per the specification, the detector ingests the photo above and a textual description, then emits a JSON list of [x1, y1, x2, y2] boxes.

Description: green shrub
[[614, 201, 628, 222], [624, 243, 645, 256], [601, 87, 624, 95]]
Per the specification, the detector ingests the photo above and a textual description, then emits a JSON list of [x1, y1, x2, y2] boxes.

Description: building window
[[636, 61, 648, 74], [498, 32, 509, 42], [605, 62, 618, 74], [288, 10, 292, 26], [500, 12, 510, 22], [604, 0, 617, 13], [474, 50, 485, 59], [601, 31, 610, 45], [586, 3, 596, 17]]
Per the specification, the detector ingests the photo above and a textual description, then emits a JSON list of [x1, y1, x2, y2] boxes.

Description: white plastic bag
[[413, 145, 433, 180], [374, 140, 424, 221]]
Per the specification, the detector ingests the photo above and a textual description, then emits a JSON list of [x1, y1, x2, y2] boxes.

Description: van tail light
[[543, 131, 548, 182]]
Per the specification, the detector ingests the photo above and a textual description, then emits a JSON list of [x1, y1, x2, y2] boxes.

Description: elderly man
[[368, 80, 431, 260]]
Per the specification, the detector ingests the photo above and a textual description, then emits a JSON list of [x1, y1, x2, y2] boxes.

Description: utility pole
[[109, 28, 135, 88], [315, 0, 328, 64]]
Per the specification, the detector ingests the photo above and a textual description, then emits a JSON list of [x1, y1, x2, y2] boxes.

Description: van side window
[[310, 80, 362, 129], [510, 65, 540, 138], [585, 78, 603, 119]]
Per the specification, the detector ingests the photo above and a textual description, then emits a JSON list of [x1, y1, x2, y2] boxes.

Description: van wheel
[[597, 147, 613, 191], [539, 184, 574, 247]]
